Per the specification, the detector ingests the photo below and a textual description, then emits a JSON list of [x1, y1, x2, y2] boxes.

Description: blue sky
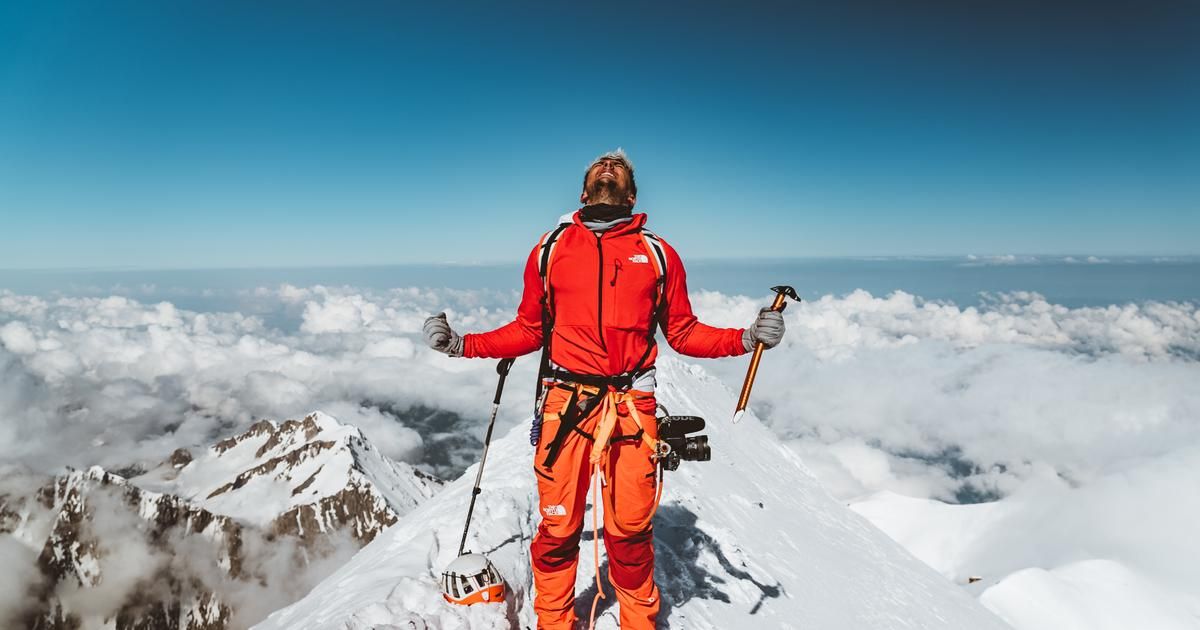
[[1, 1, 1196, 269]]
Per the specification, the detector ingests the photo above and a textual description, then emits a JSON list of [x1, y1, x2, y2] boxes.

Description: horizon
[[4, 253, 1200, 274]]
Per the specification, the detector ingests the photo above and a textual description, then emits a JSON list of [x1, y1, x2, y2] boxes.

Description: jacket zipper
[[595, 233, 606, 350], [610, 258, 622, 286]]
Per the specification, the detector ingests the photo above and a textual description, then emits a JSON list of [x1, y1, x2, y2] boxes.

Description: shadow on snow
[[572, 504, 783, 627]]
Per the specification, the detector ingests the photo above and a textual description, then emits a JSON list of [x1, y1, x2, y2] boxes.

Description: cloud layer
[[2, 283, 1198, 623], [0, 286, 534, 475]]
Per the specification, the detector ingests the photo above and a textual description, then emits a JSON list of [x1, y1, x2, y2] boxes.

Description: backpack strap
[[537, 222, 571, 310], [530, 222, 571, 446], [640, 228, 668, 283], [628, 228, 669, 374]]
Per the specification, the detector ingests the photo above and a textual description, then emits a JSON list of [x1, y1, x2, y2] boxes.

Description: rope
[[588, 462, 606, 630], [583, 387, 665, 629]]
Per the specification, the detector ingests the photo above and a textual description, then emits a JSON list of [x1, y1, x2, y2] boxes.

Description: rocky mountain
[[2, 466, 236, 630], [0, 412, 442, 630], [134, 411, 441, 544]]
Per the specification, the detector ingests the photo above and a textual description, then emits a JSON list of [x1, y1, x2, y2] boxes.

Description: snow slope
[[849, 491, 1009, 582], [256, 357, 1009, 630], [982, 560, 1200, 630], [852, 490, 1200, 630]]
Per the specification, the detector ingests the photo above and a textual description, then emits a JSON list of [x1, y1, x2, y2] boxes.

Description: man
[[424, 149, 784, 629]]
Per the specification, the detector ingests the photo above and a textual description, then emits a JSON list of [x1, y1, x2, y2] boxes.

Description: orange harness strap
[[588, 388, 660, 464], [583, 387, 664, 630]]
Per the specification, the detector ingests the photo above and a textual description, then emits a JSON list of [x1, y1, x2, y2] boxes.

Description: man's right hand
[[423, 312, 464, 357], [742, 308, 786, 351]]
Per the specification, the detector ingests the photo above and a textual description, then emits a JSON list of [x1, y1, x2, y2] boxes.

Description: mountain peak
[[135, 411, 439, 541], [3, 410, 443, 629], [257, 358, 1011, 630]]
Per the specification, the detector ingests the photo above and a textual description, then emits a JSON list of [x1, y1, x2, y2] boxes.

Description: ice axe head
[[768, 285, 800, 311]]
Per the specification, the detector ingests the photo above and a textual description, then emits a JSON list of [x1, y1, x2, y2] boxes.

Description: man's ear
[[580, 190, 590, 204], [626, 193, 637, 207]]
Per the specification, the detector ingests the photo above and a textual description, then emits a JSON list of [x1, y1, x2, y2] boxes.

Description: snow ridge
[[256, 357, 1010, 630], [133, 411, 442, 544]]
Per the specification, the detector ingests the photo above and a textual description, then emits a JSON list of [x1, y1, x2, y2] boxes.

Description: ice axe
[[733, 285, 799, 423]]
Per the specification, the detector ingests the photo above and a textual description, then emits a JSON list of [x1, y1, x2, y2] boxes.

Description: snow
[[255, 357, 1009, 630], [132, 411, 438, 528], [850, 489, 1200, 630], [981, 560, 1200, 630], [850, 490, 1010, 581]]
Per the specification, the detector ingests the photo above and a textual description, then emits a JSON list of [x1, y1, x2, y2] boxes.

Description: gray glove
[[742, 308, 785, 351], [423, 312, 463, 357]]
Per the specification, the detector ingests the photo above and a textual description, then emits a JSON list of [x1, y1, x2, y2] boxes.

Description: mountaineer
[[424, 149, 785, 629]]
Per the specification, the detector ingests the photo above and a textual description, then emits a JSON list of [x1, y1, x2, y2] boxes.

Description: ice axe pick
[[733, 285, 799, 423]]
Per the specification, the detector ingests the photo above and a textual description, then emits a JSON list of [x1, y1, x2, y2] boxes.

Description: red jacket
[[463, 211, 747, 375]]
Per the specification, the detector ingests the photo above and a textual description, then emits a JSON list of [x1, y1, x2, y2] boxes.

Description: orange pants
[[531, 384, 661, 630]]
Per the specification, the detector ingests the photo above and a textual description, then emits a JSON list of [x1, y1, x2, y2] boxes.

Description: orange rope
[[583, 388, 666, 629], [588, 462, 605, 630]]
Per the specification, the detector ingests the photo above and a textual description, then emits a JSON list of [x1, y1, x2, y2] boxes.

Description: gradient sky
[[1, 1, 1197, 269]]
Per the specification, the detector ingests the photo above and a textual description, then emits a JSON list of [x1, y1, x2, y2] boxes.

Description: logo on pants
[[542, 504, 566, 516]]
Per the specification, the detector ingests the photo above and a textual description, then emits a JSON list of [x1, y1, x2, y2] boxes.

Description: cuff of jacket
[[461, 333, 480, 358], [733, 328, 751, 355]]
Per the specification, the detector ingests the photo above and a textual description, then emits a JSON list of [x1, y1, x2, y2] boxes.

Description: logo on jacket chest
[[628, 254, 649, 264]]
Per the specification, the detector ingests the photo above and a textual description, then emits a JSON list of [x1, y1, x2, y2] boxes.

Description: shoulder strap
[[639, 228, 668, 289], [531, 221, 571, 446], [537, 223, 571, 296], [628, 228, 670, 374]]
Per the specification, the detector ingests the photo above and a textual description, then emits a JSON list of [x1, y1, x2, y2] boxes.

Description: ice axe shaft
[[733, 286, 799, 423], [457, 357, 515, 556]]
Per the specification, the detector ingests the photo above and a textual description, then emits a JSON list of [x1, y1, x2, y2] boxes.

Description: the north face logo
[[628, 254, 649, 264], [542, 504, 567, 516]]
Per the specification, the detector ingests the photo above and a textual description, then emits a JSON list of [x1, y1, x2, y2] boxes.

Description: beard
[[584, 177, 630, 206]]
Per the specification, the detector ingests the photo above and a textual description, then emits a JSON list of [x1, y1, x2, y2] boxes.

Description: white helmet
[[440, 553, 506, 605]]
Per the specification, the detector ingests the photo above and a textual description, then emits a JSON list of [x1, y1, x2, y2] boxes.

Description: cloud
[[692, 290, 1200, 489], [1, 283, 1198, 625], [1063, 255, 1111, 264], [0, 535, 43, 626], [51, 487, 171, 618], [689, 288, 1200, 618], [692, 288, 1199, 360], [961, 254, 1039, 266], [5, 477, 362, 629], [0, 286, 532, 475]]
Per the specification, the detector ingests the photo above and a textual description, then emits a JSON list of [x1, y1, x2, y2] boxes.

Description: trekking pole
[[733, 286, 799, 423], [457, 357, 516, 556]]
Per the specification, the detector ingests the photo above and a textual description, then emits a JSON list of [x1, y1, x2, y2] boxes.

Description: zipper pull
[[610, 259, 622, 286]]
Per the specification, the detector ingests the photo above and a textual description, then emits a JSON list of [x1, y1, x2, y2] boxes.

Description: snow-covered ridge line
[[133, 410, 442, 542], [257, 357, 1011, 630]]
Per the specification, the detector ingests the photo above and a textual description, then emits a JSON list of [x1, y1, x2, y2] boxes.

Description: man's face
[[581, 158, 635, 206]]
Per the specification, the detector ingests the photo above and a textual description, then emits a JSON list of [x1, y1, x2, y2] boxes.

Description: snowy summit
[[257, 358, 1009, 630]]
